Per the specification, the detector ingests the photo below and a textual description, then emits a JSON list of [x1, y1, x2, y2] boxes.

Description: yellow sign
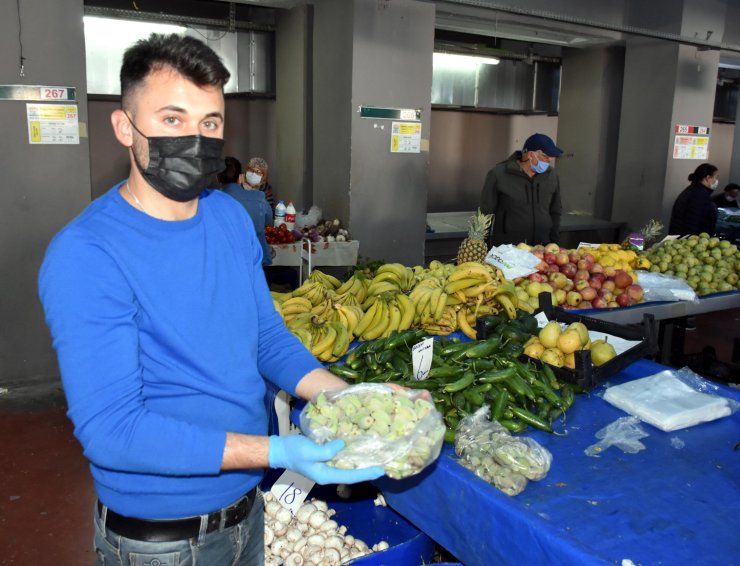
[[26, 103, 79, 144]]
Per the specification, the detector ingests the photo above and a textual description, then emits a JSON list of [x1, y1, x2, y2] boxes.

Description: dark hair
[[218, 157, 242, 185], [725, 183, 740, 193], [120, 33, 230, 111], [688, 163, 717, 183]]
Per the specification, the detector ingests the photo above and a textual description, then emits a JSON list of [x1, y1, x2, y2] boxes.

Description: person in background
[[711, 183, 740, 209], [669, 163, 719, 236], [38, 33, 383, 566], [218, 156, 273, 266], [480, 133, 563, 246], [244, 156, 275, 208]]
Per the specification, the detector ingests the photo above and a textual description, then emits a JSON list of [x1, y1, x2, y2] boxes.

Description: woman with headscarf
[[668, 163, 719, 236], [244, 157, 275, 209]]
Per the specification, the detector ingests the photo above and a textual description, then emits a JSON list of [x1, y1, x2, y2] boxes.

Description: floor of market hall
[[1, 309, 738, 566]]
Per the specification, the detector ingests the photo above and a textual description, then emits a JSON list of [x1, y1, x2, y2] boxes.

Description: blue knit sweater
[[39, 183, 320, 519]]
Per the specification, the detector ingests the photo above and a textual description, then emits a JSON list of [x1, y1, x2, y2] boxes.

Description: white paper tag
[[412, 337, 434, 380], [484, 244, 540, 280], [274, 390, 301, 436], [535, 312, 549, 328], [577, 242, 600, 249], [270, 469, 315, 515]]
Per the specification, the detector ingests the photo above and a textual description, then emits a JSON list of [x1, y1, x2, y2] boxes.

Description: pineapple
[[456, 209, 493, 265], [621, 219, 664, 250]]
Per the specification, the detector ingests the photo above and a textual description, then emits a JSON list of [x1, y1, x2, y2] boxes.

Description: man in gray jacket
[[480, 133, 563, 246]]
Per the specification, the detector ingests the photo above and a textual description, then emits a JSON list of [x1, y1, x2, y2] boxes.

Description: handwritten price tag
[[412, 337, 434, 380], [270, 469, 315, 515]]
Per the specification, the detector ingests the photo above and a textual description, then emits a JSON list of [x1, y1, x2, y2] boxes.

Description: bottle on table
[[285, 201, 296, 231], [274, 200, 286, 228]]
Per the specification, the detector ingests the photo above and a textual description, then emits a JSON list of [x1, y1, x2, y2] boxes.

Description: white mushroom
[[296, 503, 317, 524], [264, 501, 281, 518], [271, 538, 290, 557], [264, 525, 275, 546], [307, 533, 326, 548], [338, 525, 347, 536], [324, 535, 344, 551], [284, 552, 304, 566], [293, 537, 307, 553], [308, 510, 328, 530], [319, 519, 339, 533], [354, 540, 368, 552], [373, 540, 390, 552], [343, 535, 354, 547], [276, 506, 293, 525], [323, 547, 341, 564], [272, 521, 288, 537], [312, 499, 328, 512], [263, 491, 274, 502], [304, 544, 322, 557]]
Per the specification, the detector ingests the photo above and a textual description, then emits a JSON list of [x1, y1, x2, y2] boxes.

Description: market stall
[[374, 358, 739, 565], [270, 240, 360, 283]]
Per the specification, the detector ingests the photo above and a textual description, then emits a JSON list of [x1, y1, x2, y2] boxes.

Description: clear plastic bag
[[484, 244, 541, 280], [299, 384, 445, 479], [634, 271, 698, 303], [454, 406, 552, 496], [584, 416, 649, 456]]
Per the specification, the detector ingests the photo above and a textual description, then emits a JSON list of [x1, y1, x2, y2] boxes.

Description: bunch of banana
[[354, 292, 415, 341], [334, 274, 369, 304], [290, 317, 351, 363], [418, 304, 458, 335], [327, 302, 364, 336], [408, 277, 447, 323], [291, 280, 330, 306], [307, 269, 342, 290], [366, 263, 417, 296], [426, 259, 456, 279], [310, 297, 337, 319], [280, 296, 314, 325], [444, 262, 502, 297]]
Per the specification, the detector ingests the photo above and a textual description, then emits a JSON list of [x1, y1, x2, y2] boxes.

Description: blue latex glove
[[268, 435, 385, 485]]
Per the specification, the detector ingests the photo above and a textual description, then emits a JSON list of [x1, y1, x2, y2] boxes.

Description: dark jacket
[[480, 152, 562, 246], [711, 192, 739, 209], [668, 182, 717, 236]]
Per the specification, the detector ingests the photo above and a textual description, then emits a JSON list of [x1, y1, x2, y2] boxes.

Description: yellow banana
[[311, 324, 337, 358], [354, 300, 379, 337], [286, 312, 314, 328], [330, 321, 351, 358], [445, 294, 464, 306], [445, 277, 488, 294], [272, 299, 283, 316], [335, 276, 355, 295], [447, 265, 493, 283], [395, 293, 415, 330], [282, 296, 313, 310], [457, 308, 477, 340], [370, 270, 404, 287], [427, 288, 442, 319], [291, 327, 313, 347], [495, 294, 518, 320], [367, 281, 401, 296], [462, 281, 495, 298], [376, 263, 407, 282], [362, 301, 390, 341], [385, 302, 402, 336], [433, 291, 448, 322]]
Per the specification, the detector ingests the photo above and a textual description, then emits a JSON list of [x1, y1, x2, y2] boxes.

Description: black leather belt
[[98, 487, 257, 542]]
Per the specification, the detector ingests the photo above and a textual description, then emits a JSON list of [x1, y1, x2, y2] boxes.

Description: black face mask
[[127, 116, 225, 203]]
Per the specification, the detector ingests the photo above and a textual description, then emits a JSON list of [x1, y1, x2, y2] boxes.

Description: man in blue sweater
[[38, 34, 382, 565]]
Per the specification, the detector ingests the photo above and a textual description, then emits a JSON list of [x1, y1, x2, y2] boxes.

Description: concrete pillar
[[313, 0, 435, 266], [613, 0, 726, 232], [275, 5, 312, 208], [557, 46, 624, 220], [731, 86, 740, 183]]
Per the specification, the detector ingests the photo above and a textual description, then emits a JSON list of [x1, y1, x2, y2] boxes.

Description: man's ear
[[111, 108, 133, 147]]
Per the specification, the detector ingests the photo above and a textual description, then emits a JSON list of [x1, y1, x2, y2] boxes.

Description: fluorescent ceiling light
[[83, 16, 186, 48], [433, 52, 500, 70]]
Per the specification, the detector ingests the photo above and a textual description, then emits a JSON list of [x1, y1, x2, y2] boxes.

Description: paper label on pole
[[270, 469, 315, 515], [412, 338, 434, 380]]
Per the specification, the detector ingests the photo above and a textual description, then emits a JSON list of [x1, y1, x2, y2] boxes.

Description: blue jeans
[[93, 491, 264, 566]]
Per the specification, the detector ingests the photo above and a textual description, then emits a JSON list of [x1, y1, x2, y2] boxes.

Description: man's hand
[[268, 435, 385, 485]]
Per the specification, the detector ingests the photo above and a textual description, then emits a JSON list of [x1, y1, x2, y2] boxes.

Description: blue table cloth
[[376, 359, 740, 566]]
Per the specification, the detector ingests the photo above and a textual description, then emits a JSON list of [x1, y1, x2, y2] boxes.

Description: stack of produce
[[263, 492, 387, 566], [643, 233, 740, 295], [328, 312, 580, 440], [522, 320, 617, 369], [514, 243, 645, 310]]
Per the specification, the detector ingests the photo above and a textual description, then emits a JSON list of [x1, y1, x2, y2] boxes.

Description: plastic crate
[[477, 293, 658, 389]]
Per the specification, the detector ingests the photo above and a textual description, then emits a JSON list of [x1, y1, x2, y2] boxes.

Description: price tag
[[577, 242, 600, 249], [535, 312, 550, 328], [39, 87, 68, 100], [412, 337, 434, 380], [270, 469, 315, 515], [399, 109, 417, 120], [274, 390, 301, 436]]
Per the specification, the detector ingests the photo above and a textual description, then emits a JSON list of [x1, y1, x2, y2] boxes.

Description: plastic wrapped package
[[300, 384, 445, 479], [633, 271, 698, 302], [454, 406, 552, 496]]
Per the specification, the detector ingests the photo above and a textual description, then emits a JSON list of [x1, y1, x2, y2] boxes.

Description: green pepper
[[492, 389, 510, 420], [470, 359, 498, 372], [366, 337, 389, 353], [440, 341, 470, 356], [510, 405, 554, 433], [444, 428, 456, 444], [463, 389, 485, 407], [463, 336, 502, 359], [428, 365, 459, 379], [390, 355, 408, 375], [345, 343, 369, 367], [535, 376, 565, 409], [328, 364, 361, 380], [499, 418, 527, 433], [505, 374, 536, 401], [385, 328, 418, 350], [444, 371, 476, 393], [540, 362, 560, 390], [478, 367, 516, 383]]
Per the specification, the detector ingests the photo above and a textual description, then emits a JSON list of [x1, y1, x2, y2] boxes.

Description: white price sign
[[39, 87, 68, 100], [270, 469, 315, 515], [412, 337, 434, 380]]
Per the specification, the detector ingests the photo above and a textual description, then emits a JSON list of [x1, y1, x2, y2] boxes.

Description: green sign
[[0, 85, 76, 101], [359, 106, 421, 121]]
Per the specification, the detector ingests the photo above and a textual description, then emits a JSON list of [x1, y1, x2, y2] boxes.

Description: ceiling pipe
[[431, 0, 740, 54]]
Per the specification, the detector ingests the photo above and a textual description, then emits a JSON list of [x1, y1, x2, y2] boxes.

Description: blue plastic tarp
[[376, 359, 740, 566]]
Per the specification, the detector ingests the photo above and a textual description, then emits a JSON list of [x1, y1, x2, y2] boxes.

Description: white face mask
[[711, 179, 719, 190], [245, 171, 263, 186]]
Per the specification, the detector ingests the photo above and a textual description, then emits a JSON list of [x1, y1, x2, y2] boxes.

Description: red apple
[[580, 301, 593, 309], [626, 284, 644, 302], [566, 291, 583, 307], [528, 273, 546, 283], [545, 242, 561, 254], [582, 253, 596, 264], [616, 293, 631, 307], [544, 252, 557, 265], [513, 277, 524, 285], [580, 286, 597, 301], [590, 263, 604, 274], [575, 279, 590, 292], [568, 252, 580, 264], [592, 297, 608, 309], [614, 270, 633, 289], [536, 261, 548, 272], [561, 263, 578, 279], [590, 272, 606, 283], [574, 269, 591, 282], [598, 289, 614, 302], [547, 281, 558, 292], [547, 263, 561, 273], [602, 280, 616, 292], [588, 277, 603, 290], [532, 250, 545, 260], [555, 252, 570, 266], [577, 259, 594, 271]]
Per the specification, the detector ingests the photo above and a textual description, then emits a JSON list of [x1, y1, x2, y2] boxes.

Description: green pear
[[591, 341, 617, 366], [567, 322, 589, 347], [538, 321, 562, 349]]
